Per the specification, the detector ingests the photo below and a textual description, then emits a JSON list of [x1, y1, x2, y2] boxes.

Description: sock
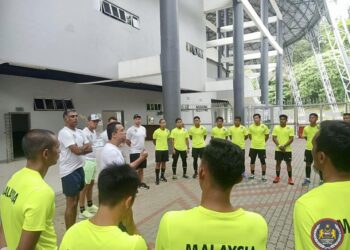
[[262, 171, 266, 176], [87, 200, 93, 207], [172, 167, 176, 175], [155, 169, 160, 179], [276, 171, 280, 177], [251, 170, 255, 175], [288, 171, 292, 178], [183, 167, 187, 175], [306, 166, 311, 178], [161, 168, 165, 177], [80, 206, 85, 213]]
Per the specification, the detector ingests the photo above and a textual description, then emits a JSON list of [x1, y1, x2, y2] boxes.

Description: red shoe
[[273, 176, 280, 183], [288, 177, 294, 185]]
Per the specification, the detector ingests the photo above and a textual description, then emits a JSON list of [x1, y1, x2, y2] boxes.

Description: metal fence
[[181, 102, 350, 135]]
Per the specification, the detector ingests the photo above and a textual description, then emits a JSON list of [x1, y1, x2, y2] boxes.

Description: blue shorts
[[61, 167, 85, 197]]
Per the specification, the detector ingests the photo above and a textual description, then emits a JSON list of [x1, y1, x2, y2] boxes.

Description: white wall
[[0, 75, 162, 162], [0, 0, 206, 91]]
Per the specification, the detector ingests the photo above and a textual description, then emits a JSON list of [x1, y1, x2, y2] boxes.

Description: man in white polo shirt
[[101, 121, 148, 169], [58, 110, 92, 230], [126, 114, 149, 190], [78, 114, 101, 219]]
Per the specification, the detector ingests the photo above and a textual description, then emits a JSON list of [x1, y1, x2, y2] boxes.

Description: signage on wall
[[186, 42, 204, 59]]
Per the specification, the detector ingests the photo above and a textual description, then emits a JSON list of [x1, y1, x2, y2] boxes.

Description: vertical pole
[[233, 0, 245, 123], [276, 10, 284, 106], [260, 0, 269, 105], [217, 10, 223, 79], [160, 0, 181, 138]]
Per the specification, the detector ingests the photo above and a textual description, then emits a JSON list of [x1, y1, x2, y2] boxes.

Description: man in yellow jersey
[[229, 116, 248, 162], [272, 114, 295, 185], [170, 118, 190, 179], [343, 113, 350, 123], [211, 116, 228, 140], [155, 139, 268, 250], [302, 113, 323, 186], [248, 113, 270, 181], [294, 120, 350, 250], [189, 116, 207, 178], [60, 164, 147, 250], [153, 119, 170, 185], [0, 129, 60, 250]]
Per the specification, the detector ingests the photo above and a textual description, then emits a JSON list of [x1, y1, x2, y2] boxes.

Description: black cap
[[133, 114, 141, 119]]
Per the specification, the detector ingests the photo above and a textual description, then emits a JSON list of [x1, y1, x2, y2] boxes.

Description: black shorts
[[304, 150, 313, 164], [155, 150, 169, 162], [192, 148, 204, 158], [275, 151, 292, 162], [61, 167, 85, 197], [130, 153, 147, 169], [249, 148, 266, 164], [241, 149, 246, 162]]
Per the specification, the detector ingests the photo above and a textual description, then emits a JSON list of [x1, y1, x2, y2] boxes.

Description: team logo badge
[[311, 218, 344, 249]]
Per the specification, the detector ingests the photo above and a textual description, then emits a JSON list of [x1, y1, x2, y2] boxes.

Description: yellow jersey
[[248, 123, 269, 150], [189, 125, 207, 148], [170, 128, 189, 151], [272, 125, 294, 152], [302, 125, 319, 150], [229, 125, 248, 149], [153, 128, 170, 151], [294, 181, 350, 250], [211, 126, 228, 139], [155, 206, 268, 250], [0, 168, 57, 250], [60, 219, 147, 250]]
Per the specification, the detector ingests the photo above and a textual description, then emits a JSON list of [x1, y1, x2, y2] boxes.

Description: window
[[111, 6, 119, 19], [45, 99, 55, 110], [102, 2, 112, 15], [33, 98, 74, 111], [55, 99, 64, 110], [146, 103, 162, 111], [64, 100, 74, 110], [34, 99, 45, 110], [101, 0, 139, 29]]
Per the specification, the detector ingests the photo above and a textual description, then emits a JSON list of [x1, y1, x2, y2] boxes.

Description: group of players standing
[[152, 112, 350, 187]]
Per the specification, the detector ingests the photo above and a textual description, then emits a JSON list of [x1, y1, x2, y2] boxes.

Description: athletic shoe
[[140, 183, 150, 189], [302, 178, 311, 186], [86, 204, 98, 214], [183, 174, 189, 179], [319, 180, 324, 185], [288, 177, 294, 185], [172, 175, 177, 180], [155, 178, 160, 185], [193, 172, 198, 179], [160, 176, 167, 182], [273, 176, 280, 184], [78, 210, 94, 219], [248, 174, 255, 180], [261, 176, 267, 182]]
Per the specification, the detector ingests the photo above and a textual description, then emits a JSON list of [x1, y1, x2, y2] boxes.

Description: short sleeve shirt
[[58, 127, 89, 177], [126, 126, 146, 154], [272, 125, 294, 152], [0, 168, 57, 250], [153, 128, 170, 151], [248, 124, 269, 150], [229, 125, 248, 149], [189, 126, 207, 149], [170, 128, 189, 151], [211, 127, 229, 139], [100, 143, 125, 169]]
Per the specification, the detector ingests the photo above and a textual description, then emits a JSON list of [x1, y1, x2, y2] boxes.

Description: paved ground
[[1, 138, 321, 250]]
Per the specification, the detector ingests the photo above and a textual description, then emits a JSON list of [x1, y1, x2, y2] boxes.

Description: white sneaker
[[78, 210, 94, 219], [261, 176, 267, 182], [86, 204, 98, 214]]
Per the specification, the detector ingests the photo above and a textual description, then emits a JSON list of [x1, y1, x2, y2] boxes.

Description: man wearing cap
[[78, 114, 101, 219], [126, 114, 150, 189]]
